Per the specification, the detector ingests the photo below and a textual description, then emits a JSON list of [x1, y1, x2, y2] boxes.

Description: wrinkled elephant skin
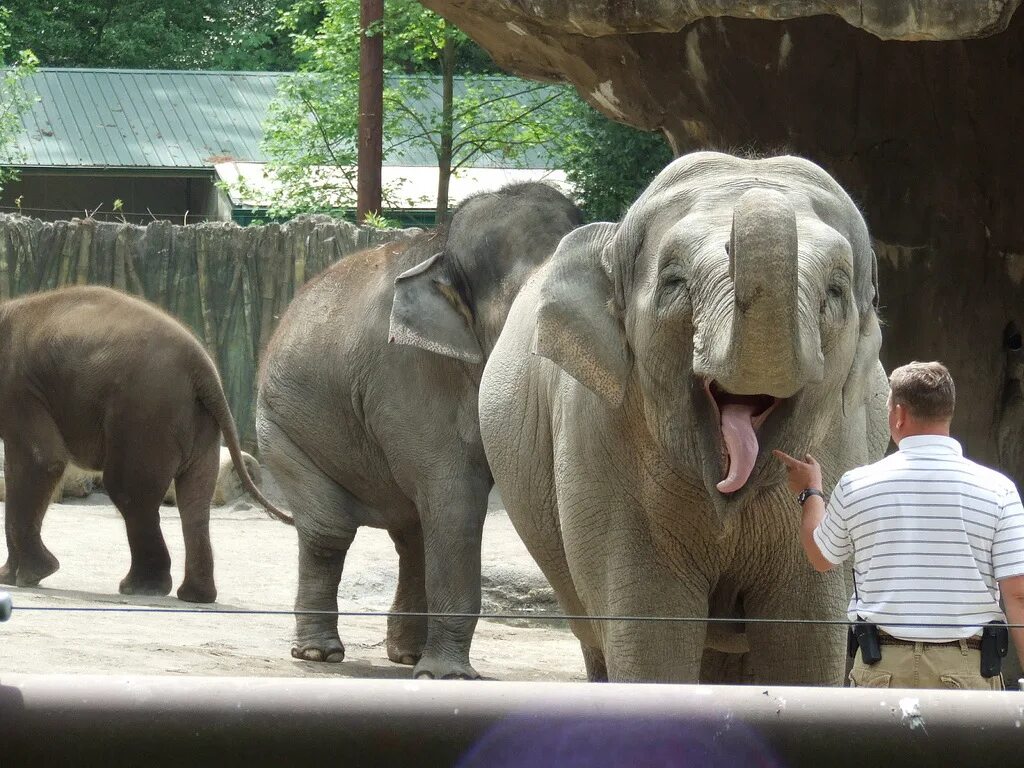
[[480, 153, 889, 684], [257, 183, 583, 680]]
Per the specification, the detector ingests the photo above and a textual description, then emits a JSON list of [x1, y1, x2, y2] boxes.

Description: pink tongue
[[716, 403, 759, 494]]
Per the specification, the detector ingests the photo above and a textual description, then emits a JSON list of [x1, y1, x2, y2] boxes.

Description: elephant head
[[532, 152, 881, 516], [389, 182, 584, 363]]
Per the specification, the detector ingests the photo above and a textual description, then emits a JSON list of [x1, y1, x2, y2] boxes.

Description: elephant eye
[[657, 270, 689, 312], [821, 277, 849, 326]]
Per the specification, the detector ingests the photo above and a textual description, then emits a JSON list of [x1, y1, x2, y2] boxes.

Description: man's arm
[[773, 450, 844, 572], [999, 575, 1024, 667], [799, 494, 835, 573]]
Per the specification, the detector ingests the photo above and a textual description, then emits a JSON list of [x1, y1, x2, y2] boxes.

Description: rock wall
[[425, 2, 1024, 485]]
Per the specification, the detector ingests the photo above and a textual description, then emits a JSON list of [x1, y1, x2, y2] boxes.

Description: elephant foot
[[387, 645, 422, 666], [13, 551, 60, 587], [292, 638, 346, 663], [413, 655, 480, 680], [0, 560, 16, 585], [177, 579, 217, 604], [119, 569, 172, 597], [386, 623, 426, 665]]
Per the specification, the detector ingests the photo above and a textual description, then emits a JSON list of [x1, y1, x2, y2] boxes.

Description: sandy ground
[[0, 487, 586, 683]]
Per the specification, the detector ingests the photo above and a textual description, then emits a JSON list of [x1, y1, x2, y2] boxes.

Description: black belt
[[878, 631, 982, 651]]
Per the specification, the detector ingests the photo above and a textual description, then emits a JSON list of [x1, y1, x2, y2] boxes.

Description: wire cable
[[8, 604, 1024, 630]]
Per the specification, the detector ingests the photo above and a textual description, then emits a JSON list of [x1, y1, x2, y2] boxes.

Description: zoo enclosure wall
[[0, 213, 417, 450]]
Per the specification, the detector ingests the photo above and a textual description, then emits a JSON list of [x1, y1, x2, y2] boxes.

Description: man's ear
[[531, 222, 632, 406], [389, 251, 483, 364]]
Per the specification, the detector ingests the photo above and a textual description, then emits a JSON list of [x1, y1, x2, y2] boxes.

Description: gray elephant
[[256, 183, 583, 679], [479, 152, 889, 684]]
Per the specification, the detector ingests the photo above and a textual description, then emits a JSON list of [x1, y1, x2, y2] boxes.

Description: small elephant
[[257, 182, 583, 679], [480, 152, 889, 684], [0, 286, 290, 602]]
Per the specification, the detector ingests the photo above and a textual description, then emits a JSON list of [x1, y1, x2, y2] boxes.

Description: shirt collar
[[897, 434, 963, 456]]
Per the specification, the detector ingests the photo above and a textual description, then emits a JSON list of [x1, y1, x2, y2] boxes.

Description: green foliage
[[361, 210, 398, 229], [250, 0, 568, 220], [551, 94, 674, 222], [0, 7, 38, 192], [1, 1, 307, 70]]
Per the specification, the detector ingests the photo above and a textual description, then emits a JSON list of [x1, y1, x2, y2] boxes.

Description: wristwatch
[[797, 488, 825, 506]]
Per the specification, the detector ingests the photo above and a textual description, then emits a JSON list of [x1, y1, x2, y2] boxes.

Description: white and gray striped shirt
[[813, 435, 1024, 641]]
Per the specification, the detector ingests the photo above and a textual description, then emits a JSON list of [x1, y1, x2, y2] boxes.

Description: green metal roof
[[14, 68, 283, 170], [11, 68, 562, 172]]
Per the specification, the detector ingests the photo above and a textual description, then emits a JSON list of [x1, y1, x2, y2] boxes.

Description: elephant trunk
[[706, 188, 823, 495], [718, 188, 820, 398]]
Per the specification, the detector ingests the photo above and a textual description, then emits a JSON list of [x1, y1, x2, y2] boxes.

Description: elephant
[[0, 285, 290, 602], [479, 152, 890, 684], [256, 182, 584, 679]]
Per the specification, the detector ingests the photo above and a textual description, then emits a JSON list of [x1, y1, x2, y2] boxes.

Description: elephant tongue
[[716, 403, 759, 494]]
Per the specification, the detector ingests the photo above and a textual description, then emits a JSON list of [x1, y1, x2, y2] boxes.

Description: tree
[[251, 0, 567, 224], [0, 7, 38, 193], [550, 95, 673, 222], [0, 1, 309, 71]]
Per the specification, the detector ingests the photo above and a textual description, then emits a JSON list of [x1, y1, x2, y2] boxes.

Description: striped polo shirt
[[813, 435, 1024, 641]]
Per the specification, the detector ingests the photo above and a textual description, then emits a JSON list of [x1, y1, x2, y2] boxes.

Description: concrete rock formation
[[422, 2, 1020, 43], [424, 1, 1024, 487], [162, 447, 263, 507]]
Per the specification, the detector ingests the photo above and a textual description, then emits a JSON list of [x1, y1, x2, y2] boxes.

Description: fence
[[0, 214, 417, 449]]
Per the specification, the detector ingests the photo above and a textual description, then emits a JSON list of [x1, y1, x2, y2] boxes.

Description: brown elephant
[[0, 285, 290, 602]]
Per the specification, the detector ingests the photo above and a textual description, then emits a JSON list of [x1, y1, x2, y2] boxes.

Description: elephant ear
[[389, 251, 483, 364], [842, 249, 883, 414], [531, 222, 632, 406]]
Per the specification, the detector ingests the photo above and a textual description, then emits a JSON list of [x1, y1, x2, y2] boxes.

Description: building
[[1, 68, 566, 227]]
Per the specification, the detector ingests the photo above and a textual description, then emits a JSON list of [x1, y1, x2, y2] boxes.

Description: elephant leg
[[581, 643, 608, 682], [1, 427, 66, 587], [744, 567, 848, 686], [602, 613, 708, 683], [171, 434, 219, 603], [292, 526, 353, 663], [413, 478, 490, 680], [387, 522, 428, 665], [700, 648, 756, 684], [103, 443, 177, 598], [593, 563, 711, 683], [263, 430, 364, 663]]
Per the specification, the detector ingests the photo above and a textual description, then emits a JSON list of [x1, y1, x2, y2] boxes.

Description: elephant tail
[[193, 353, 295, 526]]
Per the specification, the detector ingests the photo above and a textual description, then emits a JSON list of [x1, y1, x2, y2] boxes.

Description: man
[[775, 361, 1024, 689]]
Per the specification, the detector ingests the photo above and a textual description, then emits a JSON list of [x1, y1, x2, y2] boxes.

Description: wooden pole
[[357, 0, 384, 222]]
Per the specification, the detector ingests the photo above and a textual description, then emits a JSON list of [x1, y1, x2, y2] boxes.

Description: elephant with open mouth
[[479, 152, 889, 684]]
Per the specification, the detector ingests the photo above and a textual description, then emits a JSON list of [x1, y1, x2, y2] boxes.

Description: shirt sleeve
[[993, 483, 1024, 581], [813, 478, 853, 565]]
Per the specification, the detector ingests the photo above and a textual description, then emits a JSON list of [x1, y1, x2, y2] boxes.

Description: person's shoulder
[[835, 454, 900, 493], [959, 456, 1020, 498], [843, 451, 903, 479]]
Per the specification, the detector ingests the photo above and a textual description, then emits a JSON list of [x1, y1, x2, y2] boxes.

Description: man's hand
[[773, 450, 824, 496]]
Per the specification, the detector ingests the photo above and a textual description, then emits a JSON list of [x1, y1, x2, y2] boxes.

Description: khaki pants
[[850, 640, 1003, 690]]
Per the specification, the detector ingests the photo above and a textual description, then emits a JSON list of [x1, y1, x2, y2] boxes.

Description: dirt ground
[[0, 486, 587, 683]]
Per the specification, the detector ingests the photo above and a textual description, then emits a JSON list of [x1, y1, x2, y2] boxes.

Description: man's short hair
[[888, 361, 955, 422]]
